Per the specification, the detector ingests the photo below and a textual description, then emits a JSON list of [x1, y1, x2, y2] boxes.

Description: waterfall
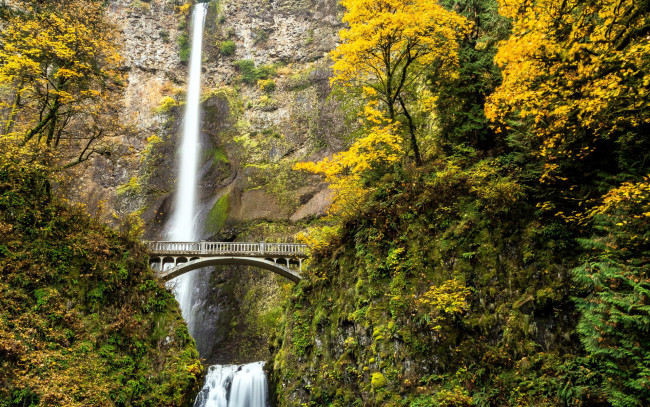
[[167, 2, 208, 335], [193, 362, 268, 407], [166, 3, 270, 406]]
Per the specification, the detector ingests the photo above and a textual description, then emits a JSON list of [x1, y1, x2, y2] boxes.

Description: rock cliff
[[71, 0, 347, 363]]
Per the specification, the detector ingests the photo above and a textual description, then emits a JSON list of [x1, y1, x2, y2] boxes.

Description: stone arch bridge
[[145, 241, 308, 283]]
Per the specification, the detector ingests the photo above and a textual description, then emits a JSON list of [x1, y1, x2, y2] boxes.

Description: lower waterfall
[[194, 362, 268, 407]]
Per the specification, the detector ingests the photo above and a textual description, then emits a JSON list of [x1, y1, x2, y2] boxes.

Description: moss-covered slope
[[0, 167, 202, 406], [272, 159, 607, 406]]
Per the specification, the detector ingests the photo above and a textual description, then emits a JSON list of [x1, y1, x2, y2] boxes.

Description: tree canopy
[[486, 0, 650, 185], [0, 0, 124, 169], [330, 0, 469, 164]]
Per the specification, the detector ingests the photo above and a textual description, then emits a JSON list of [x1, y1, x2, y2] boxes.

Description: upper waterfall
[[168, 2, 208, 243], [164, 4, 271, 407], [167, 2, 209, 335]]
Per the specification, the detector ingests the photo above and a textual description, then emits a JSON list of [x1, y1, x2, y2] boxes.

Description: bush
[[177, 33, 189, 63], [154, 96, 178, 114], [233, 59, 276, 84], [219, 40, 236, 56], [257, 79, 276, 93]]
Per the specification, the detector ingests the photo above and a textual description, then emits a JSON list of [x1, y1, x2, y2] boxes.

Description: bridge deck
[[144, 241, 308, 258]]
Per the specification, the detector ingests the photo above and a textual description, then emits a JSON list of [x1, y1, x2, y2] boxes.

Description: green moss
[[207, 146, 228, 164], [206, 193, 229, 233], [116, 176, 141, 197], [271, 159, 599, 406]]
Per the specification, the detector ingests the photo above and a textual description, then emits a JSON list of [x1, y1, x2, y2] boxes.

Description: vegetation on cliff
[[0, 1, 203, 405], [0, 161, 202, 406], [275, 0, 650, 406]]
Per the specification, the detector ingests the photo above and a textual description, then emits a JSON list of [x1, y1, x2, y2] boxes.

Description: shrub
[[219, 40, 236, 56], [154, 96, 178, 114], [177, 33, 189, 63], [233, 59, 276, 84], [257, 79, 276, 93]]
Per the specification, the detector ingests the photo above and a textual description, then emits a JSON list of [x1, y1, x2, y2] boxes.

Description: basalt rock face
[[68, 0, 187, 224], [70, 0, 348, 365]]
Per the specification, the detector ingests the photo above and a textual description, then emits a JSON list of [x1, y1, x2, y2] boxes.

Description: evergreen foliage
[[434, 0, 510, 152], [573, 179, 650, 407]]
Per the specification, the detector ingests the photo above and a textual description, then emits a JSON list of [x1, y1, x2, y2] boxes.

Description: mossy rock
[[206, 193, 229, 234], [371, 372, 387, 389]]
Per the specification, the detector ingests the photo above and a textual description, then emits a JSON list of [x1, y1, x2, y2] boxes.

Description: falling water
[[167, 2, 208, 334], [167, 3, 270, 405], [193, 362, 268, 407]]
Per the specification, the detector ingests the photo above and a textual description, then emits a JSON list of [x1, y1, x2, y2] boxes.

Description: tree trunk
[[398, 95, 422, 166]]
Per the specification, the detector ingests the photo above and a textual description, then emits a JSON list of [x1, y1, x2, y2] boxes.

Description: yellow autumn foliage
[[0, 0, 124, 167], [413, 279, 470, 331], [330, 0, 468, 163], [331, 0, 468, 91], [590, 176, 650, 220], [486, 0, 650, 181], [294, 119, 403, 219]]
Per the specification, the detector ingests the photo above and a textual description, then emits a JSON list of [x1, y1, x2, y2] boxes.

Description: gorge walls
[[71, 0, 348, 364]]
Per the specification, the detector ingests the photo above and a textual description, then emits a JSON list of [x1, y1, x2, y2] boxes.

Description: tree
[[294, 113, 403, 219], [486, 0, 650, 187], [0, 0, 124, 168], [330, 0, 468, 165], [432, 0, 510, 152], [573, 178, 650, 407]]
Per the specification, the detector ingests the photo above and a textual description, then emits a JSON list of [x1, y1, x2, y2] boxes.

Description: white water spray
[[194, 362, 268, 407], [167, 2, 208, 335]]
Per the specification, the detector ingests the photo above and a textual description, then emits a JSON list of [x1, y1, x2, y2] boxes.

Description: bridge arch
[[155, 256, 302, 283]]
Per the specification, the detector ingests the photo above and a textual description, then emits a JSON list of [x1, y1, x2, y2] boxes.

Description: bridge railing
[[143, 241, 308, 258]]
